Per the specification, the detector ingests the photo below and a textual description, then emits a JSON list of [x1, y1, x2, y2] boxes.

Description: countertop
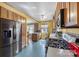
[[47, 47, 74, 57]]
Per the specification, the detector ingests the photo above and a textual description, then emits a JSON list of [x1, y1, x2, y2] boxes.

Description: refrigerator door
[[0, 45, 11, 57], [0, 48, 4, 57], [13, 22, 17, 43], [1, 19, 15, 46], [1, 19, 13, 47], [11, 42, 17, 56], [19, 24, 22, 52]]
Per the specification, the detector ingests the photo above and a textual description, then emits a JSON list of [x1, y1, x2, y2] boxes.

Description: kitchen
[[0, 2, 79, 57]]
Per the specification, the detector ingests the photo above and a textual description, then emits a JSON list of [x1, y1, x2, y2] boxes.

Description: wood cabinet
[[65, 2, 79, 27], [21, 19, 27, 48], [0, 6, 8, 19], [32, 34, 38, 42], [8, 10, 14, 20], [55, 2, 79, 27], [62, 2, 66, 9], [13, 13, 20, 21], [69, 2, 77, 26], [34, 23, 38, 32], [54, 2, 63, 19], [0, 6, 26, 22], [64, 2, 70, 27]]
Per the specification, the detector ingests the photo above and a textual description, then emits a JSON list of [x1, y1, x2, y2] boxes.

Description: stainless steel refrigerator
[[0, 19, 22, 57]]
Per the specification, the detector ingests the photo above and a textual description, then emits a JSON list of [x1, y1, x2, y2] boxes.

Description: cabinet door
[[65, 2, 70, 26], [13, 13, 18, 21], [21, 18, 26, 48], [8, 10, 14, 20], [59, 2, 62, 9], [0, 7, 8, 19], [34, 23, 38, 32], [69, 2, 77, 26], [65, 2, 77, 27], [22, 23, 26, 48], [62, 2, 66, 9]]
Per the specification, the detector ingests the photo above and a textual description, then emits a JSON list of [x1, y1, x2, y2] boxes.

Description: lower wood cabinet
[[32, 33, 38, 42]]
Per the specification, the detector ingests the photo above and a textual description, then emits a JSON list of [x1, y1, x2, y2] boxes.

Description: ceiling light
[[41, 15, 47, 20]]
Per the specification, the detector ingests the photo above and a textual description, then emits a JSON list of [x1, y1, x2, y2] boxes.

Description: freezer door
[[0, 45, 11, 57], [10, 43, 17, 56], [1, 19, 14, 47]]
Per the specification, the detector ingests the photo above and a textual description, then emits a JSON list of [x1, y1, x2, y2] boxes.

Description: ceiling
[[6, 2, 57, 21], [27, 18, 37, 24]]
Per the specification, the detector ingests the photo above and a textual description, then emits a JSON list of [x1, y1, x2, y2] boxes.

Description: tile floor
[[16, 39, 46, 57], [16, 39, 74, 57]]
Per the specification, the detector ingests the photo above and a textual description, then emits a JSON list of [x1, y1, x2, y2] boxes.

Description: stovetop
[[47, 38, 70, 50]]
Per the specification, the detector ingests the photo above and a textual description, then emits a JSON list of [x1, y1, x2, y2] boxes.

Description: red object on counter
[[69, 42, 79, 57]]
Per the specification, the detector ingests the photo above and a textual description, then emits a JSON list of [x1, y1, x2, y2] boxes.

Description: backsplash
[[61, 28, 79, 35]]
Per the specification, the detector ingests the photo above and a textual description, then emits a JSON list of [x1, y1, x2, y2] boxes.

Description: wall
[[38, 21, 47, 39], [61, 28, 79, 34], [48, 20, 56, 36], [48, 20, 53, 36], [38, 20, 55, 39]]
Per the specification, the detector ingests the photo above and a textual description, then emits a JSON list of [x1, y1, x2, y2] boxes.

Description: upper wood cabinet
[[0, 6, 8, 19], [69, 2, 77, 26], [62, 2, 66, 9], [65, 2, 79, 27], [64, 2, 70, 27], [54, 2, 63, 19], [55, 3, 60, 18], [8, 10, 14, 20], [0, 6, 26, 23], [13, 13, 19, 21], [54, 2, 79, 27], [34, 23, 39, 32]]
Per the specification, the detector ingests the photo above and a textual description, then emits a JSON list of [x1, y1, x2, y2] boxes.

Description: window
[[41, 24, 48, 33], [28, 25, 34, 34]]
